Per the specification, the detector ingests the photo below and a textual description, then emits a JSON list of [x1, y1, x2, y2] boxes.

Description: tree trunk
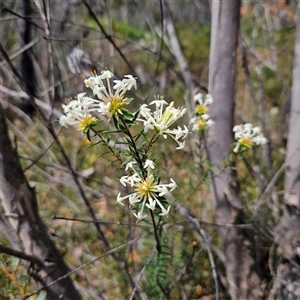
[[269, 2, 300, 299], [207, 2, 263, 299], [162, 0, 195, 97], [0, 105, 82, 300]]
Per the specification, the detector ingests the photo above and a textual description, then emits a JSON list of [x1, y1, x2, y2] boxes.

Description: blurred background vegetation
[[0, 0, 298, 299]]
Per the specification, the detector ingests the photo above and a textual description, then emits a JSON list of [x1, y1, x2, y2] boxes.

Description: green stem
[[120, 119, 145, 173], [150, 210, 161, 251], [92, 129, 123, 163], [145, 132, 159, 154]]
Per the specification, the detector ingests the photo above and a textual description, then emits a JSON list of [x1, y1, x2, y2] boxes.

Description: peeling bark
[[0, 105, 82, 300], [270, 2, 300, 299], [207, 2, 263, 299]]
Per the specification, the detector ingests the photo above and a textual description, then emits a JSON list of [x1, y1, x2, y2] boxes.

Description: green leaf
[[122, 110, 134, 118], [124, 119, 137, 127], [132, 108, 140, 120], [113, 116, 120, 129], [9, 257, 19, 267], [36, 291, 47, 300], [123, 137, 132, 145], [124, 97, 134, 105], [122, 156, 135, 165], [86, 129, 91, 141], [18, 275, 29, 283]]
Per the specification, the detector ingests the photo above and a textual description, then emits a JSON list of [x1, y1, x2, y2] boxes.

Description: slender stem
[[53, 215, 152, 228], [0, 244, 44, 267], [120, 119, 145, 172], [81, 0, 135, 74], [150, 211, 161, 251], [145, 132, 159, 154], [92, 128, 123, 163], [129, 250, 157, 300]]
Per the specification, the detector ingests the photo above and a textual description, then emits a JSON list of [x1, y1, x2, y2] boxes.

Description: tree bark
[[0, 105, 82, 300], [269, 2, 300, 299], [207, 2, 263, 299]]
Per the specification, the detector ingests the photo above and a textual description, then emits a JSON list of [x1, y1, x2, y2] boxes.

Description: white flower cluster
[[59, 70, 189, 147], [59, 92, 98, 130], [233, 123, 267, 153], [138, 100, 188, 149], [59, 70, 137, 131], [117, 160, 176, 221], [190, 93, 214, 132], [59, 69, 189, 222], [84, 70, 136, 119]]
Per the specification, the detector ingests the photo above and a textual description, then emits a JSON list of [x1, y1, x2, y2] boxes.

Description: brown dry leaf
[[128, 249, 142, 264], [94, 198, 108, 215]]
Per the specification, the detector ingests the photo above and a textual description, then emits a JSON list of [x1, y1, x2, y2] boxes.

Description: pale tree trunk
[[269, 2, 300, 299], [207, 2, 263, 299], [162, 0, 195, 97], [0, 105, 82, 300]]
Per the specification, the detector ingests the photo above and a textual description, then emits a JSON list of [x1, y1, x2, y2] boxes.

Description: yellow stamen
[[240, 138, 253, 149], [109, 97, 127, 117], [198, 119, 207, 131], [195, 105, 208, 115], [79, 116, 98, 133], [136, 177, 157, 200]]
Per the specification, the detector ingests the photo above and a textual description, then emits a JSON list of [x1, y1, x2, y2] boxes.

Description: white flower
[[139, 104, 152, 117], [125, 161, 136, 171], [129, 193, 141, 206], [190, 114, 214, 132], [120, 173, 140, 187], [146, 198, 156, 211], [165, 178, 177, 192], [84, 76, 96, 90], [99, 70, 114, 80], [59, 94, 99, 132], [144, 159, 155, 170], [59, 115, 73, 127], [206, 119, 214, 127], [116, 193, 125, 206], [117, 161, 174, 221], [194, 93, 213, 115], [98, 101, 112, 118], [114, 75, 137, 91], [83, 70, 137, 119], [233, 123, 268, 153], [158, 205, 171, 216], [133, 211, 148, 222], [62, 93, 97, 113], [163, 125, 189, 149], [84, 70, 136, 102], [60, 69, 138, 129], [137, 99, 188, 149]]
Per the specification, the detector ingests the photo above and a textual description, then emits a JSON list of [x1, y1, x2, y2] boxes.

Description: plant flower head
[[194, 93, 213, 115], [190, 114, 214, 132], [138, 99, 188, 149], [233, 123, 267, 153], [84, 70, 137, 120], [117, 160, 176, 222], [59, 93, 99, 133], [190, 93, 214, 133], [60, 70, 137, 129]]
